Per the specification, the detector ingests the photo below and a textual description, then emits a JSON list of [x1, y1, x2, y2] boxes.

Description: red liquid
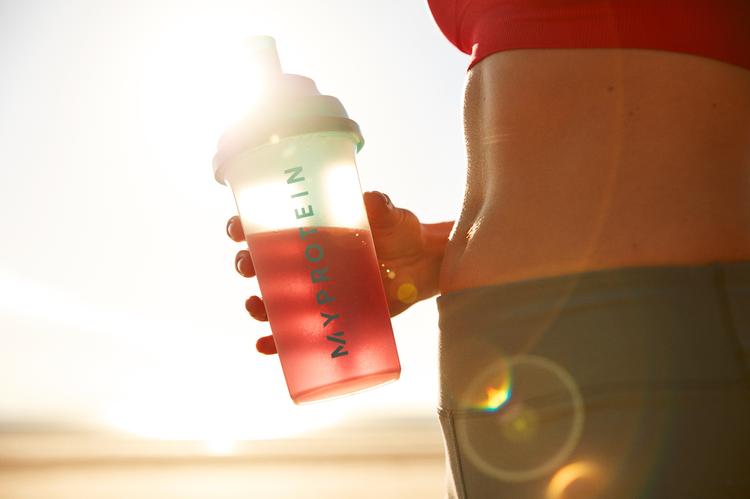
[[246, 227, 400, 403]]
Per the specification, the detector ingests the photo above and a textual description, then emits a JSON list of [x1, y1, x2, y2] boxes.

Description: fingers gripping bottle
[[213, 37, 401, 404]]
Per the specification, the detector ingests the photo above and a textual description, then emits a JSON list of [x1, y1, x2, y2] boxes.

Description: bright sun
[[139, 19, 272, 168]]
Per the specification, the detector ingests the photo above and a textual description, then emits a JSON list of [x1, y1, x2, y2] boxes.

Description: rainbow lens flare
[[460, 356, 513, 412], [475, 372, 513, 412], [455, 355, 585, 483]]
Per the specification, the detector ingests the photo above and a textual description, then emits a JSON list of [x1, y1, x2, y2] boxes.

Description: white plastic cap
[[213, 36, 364, 184], [244, 36, 282, 82]]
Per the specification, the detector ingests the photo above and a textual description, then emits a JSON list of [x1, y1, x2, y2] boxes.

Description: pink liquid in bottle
[[246, 226, 400, 403]]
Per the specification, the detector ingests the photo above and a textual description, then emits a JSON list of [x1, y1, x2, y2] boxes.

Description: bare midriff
[[438, 48, 750, 295]]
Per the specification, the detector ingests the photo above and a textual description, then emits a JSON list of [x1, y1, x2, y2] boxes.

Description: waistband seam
[[437, 378, 750, 416], [437, 260, 750, 306]]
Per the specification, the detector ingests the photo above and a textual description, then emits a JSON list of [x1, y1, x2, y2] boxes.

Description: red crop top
[[427, 0, 750, 71]]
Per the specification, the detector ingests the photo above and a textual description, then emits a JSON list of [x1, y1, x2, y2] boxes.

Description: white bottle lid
[[213, 36, 363, 185]]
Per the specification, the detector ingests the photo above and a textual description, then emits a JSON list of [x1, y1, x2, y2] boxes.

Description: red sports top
[[427, 0, 750, 70]]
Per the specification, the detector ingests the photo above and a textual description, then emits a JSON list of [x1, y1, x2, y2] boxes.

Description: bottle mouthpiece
[[245, 36, 282, 82]]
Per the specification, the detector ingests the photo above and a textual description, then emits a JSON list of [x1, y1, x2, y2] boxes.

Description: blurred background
[[0, 0, 468, 497]]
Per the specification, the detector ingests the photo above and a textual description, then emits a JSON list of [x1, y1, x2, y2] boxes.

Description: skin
[[228, 48, 750, 356]]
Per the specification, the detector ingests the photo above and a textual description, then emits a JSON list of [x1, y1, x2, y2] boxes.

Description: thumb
[[363, 191, 401, 229]]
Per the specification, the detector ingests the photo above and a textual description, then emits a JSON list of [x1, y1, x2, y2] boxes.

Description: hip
[[436, 261, 750, 498], [439, 202, 750, 294]]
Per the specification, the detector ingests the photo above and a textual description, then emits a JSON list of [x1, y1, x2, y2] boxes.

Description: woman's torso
[[439, 48, 750, 294]]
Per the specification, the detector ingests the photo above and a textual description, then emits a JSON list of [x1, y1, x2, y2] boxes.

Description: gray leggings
[[437, 261, 750, 499]]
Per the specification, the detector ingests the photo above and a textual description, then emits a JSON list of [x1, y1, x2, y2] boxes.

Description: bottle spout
[[245, 36, 320, 98], [245, 36, 282, 82]]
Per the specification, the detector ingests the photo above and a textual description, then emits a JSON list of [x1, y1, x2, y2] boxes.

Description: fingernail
[[226, 217, 234, 238], [235, 253, 246, 275], [382, 193, 393, 209]]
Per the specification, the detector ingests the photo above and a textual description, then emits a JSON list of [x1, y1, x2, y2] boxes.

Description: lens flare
[[471, 373, 512, 412], [499, 403, 539, 442], [396, 282, 418, 304], [459, 356, 513, 412], [455, 355, 585, 483], [485, 384, 511, 411], [475, 371, 512, 412], [547, 461, 605, 499]]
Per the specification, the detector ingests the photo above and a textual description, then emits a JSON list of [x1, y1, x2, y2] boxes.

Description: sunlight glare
[[205, 437, 237, 455], [324, 164, 369, 229], [104, 369, 351, 445], [140, 20, 273, 166], [233, 181, 299, 234]]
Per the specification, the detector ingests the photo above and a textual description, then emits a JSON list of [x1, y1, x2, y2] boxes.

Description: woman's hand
[[361, 191, 453, 316], [226, 191, 452, 355]]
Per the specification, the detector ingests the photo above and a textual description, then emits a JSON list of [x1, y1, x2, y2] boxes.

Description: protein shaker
[[212, 37, 401, 404]]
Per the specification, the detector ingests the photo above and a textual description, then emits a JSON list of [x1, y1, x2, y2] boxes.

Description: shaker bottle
[[212, 37, 401, 404]]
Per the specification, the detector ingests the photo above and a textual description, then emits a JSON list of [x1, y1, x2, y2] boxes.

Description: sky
[[0, 0, 469, 444]]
